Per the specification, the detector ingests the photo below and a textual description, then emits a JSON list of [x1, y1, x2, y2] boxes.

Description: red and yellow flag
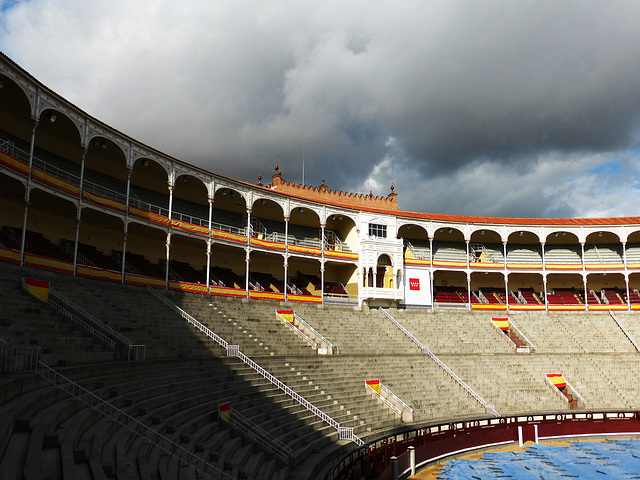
[[492, 317, 509, 331], [219, 402, 231, 422], [278, 310, 294, 323], [25, 278, 50, 302], [366, 379, 381, 394], [547, 373, 566, 389]]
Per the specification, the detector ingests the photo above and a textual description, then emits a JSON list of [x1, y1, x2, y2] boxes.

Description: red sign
[[409, 278, 420, 291]]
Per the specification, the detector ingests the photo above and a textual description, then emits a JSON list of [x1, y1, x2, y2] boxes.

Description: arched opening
[[377, 254, 393, 288]]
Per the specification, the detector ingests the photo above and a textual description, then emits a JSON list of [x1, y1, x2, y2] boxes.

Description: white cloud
[[3, 0, 640, 218]]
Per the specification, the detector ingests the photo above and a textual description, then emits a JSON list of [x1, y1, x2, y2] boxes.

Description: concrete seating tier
[[0, 273, 116, 366], [387, 309, 515, 354], [506, 246, 542, 263], [509, 311, 637, 353], [5, 259, 640, 479], [47, 275, 224, 361]]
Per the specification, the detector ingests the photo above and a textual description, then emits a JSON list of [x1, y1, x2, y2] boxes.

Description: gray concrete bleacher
[[5, 258, 640, 479], [506, 245, 542, 263]]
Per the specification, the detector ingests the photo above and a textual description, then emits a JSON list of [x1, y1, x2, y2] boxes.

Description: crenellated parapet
[[266, 163, 399, 211]]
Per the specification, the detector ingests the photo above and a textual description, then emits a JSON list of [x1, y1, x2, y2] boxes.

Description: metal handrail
[[365, 381, 413, 418], [277, 311, 335, 352], [148, 286, 364, 445], [378, 307, 427, 353], [23, 278, 117, 349], [365, 383, 402, 416], [610, 310, 640, 353], [35, 361, 230, 479], [379, 307, 499, 417], [508, 318, 536, 352], [294, 312, 334, 350], [222, 405, 294, 464], [49, 288, 134, 347]]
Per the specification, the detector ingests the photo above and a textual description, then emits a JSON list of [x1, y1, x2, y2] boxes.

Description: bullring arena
[[2, 50, 640, 479]]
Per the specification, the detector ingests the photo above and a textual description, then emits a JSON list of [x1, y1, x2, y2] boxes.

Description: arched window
[[377, 255, 392, 288]]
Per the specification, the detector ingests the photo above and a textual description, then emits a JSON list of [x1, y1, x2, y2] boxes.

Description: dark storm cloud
[[3, 0, 640, 216]]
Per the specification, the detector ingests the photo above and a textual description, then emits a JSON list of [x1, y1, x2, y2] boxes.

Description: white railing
[[365, 381, 414, 422], [23, 278, 117, 349], [221, 404, 294, 465], [491, 321, 517, 349], [35, 361, 230, 479], [59, 241, 94, 267], [1, 145, 344, 259], [148, 287, 364, 446], [48, 288, 145, 360], [379, 307, 499, 417], [508, 318, 535, 353], [0, 341, 40, 373], [546, 374, 586, 408], [276, 311, 335, 354], [148, 286, 229, 349], [378, 307, 427, 353], [49, 288, 132, 347], [610, 311, 640, 353]]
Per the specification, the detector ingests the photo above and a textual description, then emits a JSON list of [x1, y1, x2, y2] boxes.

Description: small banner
[[277, 310, 294, 323], [25, 278, 50, 302], [366, 379, 381, 394], [219, 402, 231, 422], [547, 373, 566, 389], [492, 317, 509, 331]]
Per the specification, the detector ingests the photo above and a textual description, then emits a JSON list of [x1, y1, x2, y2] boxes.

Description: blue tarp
[[437, 439, 640, 479]]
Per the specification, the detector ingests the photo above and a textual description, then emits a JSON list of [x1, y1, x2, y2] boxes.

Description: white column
[[20, 118, 38, 266], [467, 272, 472, 310], [73, 146, 88, 275], [320, 261, 325, 304], [283, 256, 288, 302], [206, 196, 213, 294], [245, 247, 250, 298], [121, 165, 133, 284], [165, 182, 174, 289]]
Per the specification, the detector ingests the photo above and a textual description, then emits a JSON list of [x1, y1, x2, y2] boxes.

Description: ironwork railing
[[0, 339, 40, 373], [220, 404, 294, 465], [23, 278, 117, 349], [379, 307, 499, 417], [48, 287, 145, 360], [276, 311, 335, 354], [365, 381, 413, 421], [35, 361, 230, 479], [610, 310, 640, 353], [149, 286, 364, 445]]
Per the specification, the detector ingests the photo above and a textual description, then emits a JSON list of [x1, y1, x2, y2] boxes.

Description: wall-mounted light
[[222, 189, 228, 196], [261, 199, 266, 205], [0, 80, 5, 89], [142, 160, 149, 167], [47, 112, 57, 123], [299, 207, 304, 213], [598, 231, 603, 237], [481, 230, 485, 236], [519, 231, 524, 237], [448, 228, 452, 234], [182, 177, 188, 183]]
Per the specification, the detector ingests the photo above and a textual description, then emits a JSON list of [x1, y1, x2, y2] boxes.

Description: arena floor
[[412, 438, 640, 479]]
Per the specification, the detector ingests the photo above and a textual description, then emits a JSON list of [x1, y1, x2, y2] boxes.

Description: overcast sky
[[2, 0, 640, 219]]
